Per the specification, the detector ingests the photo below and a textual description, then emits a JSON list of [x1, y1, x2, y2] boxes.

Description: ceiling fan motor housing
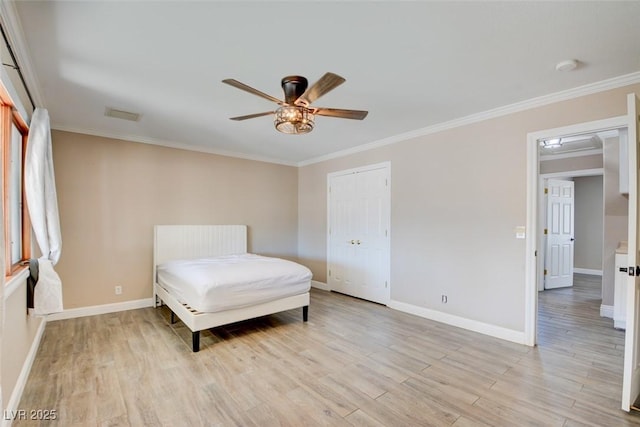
[[281, 76, 308, 104]]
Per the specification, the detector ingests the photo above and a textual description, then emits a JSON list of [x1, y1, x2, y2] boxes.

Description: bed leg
[[170, 311, 176, 324], [192, 331, 200, 352], [303, 305, 308, 322]]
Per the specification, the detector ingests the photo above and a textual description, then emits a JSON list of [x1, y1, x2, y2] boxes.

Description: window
[[9, 122, 22, 264], [1, 90, 30, 276]]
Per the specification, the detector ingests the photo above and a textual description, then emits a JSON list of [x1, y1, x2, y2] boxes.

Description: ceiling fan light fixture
[[223, 72, 367, 132], [274, 106, 314, 134], [540, 137, 563, 148]]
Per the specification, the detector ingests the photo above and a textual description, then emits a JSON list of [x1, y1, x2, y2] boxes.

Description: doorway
[[525, 116, 630, 346], [527, 95, 640, 411], [525, 104, 640, 410], [539, 172, 607, 291]]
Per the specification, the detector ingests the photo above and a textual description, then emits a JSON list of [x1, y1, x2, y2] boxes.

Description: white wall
[[52, 131, 300, 309], [574, 175, 603, 271], [298, 83, 640, 341], [603, 136, 629, 306], [539, 154, 603, 175], [2, 275, 45, 419]]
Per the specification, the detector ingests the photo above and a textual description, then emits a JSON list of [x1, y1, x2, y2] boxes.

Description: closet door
[[328, 163, 390, 304]]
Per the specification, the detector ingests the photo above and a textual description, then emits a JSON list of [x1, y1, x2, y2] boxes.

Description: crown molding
[[298, 71, 640, 167], [51, 124, 299, 167]]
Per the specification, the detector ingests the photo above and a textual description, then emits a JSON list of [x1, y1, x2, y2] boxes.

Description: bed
[[153, 225, 311, 352]]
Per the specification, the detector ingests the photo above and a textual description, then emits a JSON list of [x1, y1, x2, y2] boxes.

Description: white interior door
[[328, 172, 357, 291], [622, 93, 640, 411], [544, 179, 575, 289], [328, 163, 390, 304]]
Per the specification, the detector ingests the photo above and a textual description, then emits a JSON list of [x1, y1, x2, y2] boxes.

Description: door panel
[[328, 174, 353, 290], [545, 179, 575, 289], [622, 93, 640, 411]]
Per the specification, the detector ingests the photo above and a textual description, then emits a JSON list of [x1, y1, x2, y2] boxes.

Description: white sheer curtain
[[25, 108, 63, 314]]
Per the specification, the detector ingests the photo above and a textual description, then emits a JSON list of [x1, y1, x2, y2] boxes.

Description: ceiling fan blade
[[222, 79, 284, 105], [229, 111, 274, 121], [295, 72, 346, 106], [314, 108, 368, 120]]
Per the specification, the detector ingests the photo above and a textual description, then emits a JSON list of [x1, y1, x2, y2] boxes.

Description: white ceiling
[[7, 1, 640, 165]]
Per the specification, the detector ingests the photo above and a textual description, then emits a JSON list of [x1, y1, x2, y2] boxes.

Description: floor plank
[[13, 274, 640, 426]]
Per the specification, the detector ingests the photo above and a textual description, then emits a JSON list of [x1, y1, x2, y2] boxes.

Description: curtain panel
[[25, 108, 63, 314]]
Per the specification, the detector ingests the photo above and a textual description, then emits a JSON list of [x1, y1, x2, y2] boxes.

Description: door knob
[[349, 239, 355, 244], [356, 240, 361, 245], [570, 237, 575, 241]]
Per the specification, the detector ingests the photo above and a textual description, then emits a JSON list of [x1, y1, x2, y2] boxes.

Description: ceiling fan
[[222, 72, 368, 135]]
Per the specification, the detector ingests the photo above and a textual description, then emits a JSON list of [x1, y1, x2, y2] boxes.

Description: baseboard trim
[[3, 317, 46, 427], [311, 280, 330, 291], [46, 298, 154, 321], [574, 268, 603, 276], [600, 304, 614, 319], [388, 300, 527, 345]]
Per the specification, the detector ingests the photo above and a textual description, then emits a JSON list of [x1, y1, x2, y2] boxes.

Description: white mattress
[[156, 253, 312, 313]]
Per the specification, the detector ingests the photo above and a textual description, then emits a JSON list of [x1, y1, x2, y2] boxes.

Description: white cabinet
[[614, 247, 628, 329]]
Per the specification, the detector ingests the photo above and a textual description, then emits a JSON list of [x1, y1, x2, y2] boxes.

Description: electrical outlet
[[441, 295, 447, 303], [115, 286, 122, 295]]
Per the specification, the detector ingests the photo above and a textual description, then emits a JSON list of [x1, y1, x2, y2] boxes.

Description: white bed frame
[[153, 225, 309, 352]]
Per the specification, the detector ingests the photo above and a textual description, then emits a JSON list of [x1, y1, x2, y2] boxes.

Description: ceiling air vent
[[104, 107, 140, 122]]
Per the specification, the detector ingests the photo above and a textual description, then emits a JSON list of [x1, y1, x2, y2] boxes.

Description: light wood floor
[[14, 275, 640, 426]]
